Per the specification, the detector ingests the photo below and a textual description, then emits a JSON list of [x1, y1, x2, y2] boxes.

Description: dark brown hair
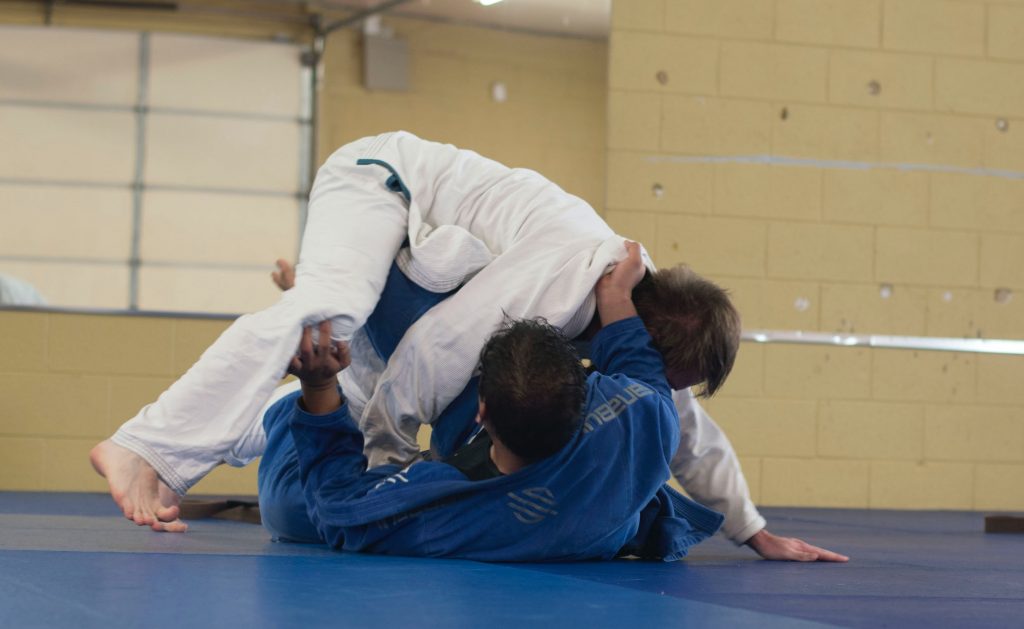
[[632, 266, 741, 397]]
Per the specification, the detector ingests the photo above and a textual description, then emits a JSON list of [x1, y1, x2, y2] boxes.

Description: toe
[[156, 504, 180, 522]]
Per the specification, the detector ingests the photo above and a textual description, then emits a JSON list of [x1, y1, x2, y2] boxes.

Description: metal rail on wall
[[741, 330, 1024, 356]]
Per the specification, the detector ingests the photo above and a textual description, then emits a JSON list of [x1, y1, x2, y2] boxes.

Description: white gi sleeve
[[670, 389, 767, 544]]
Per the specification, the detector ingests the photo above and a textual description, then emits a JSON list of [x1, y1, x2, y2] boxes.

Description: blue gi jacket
[[276, 316, 723, 562]]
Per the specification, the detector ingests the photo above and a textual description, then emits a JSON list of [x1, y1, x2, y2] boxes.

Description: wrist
[[744, 528, 768, 549], [300, 377, 337, 392], [299, 381, 343, 415], [597, 295, 638, 327]]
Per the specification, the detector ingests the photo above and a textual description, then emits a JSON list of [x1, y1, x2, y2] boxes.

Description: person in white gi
[[90, 131, 846, 562]]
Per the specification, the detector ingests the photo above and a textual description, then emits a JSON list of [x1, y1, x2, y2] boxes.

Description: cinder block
[[190, 462, 260, 496], [880, 112, 986, 169], [980, 234, 1024, 288], [883, 0, 985, 57], [715, 277, 763, 328], [172, 317, 232, 377], [655, 214, 767, 277], [42, 438, 108, 492], [821, 283, 927, 335], [738, 456, 762, 503], [714, 164, 822, 221], [926, 405, 1024, 463], [872, 349, 975, 403], [924, 288, 982, 338], [931, 174, 1024, 234], [611, 0, 664, 32], [772, 105, 879, 162], [48, 314, 175, 376], [972, 289, 1024, 340], [776, 0, 881, 48], [606, 151, 714, 213], [767, 222, 874, 282], [818, 401, 924, 460], [989, 5, 1024, 61], [977, 355, 1024, 406], [761, 458, 870, 507], [824, 168, 928, 227], [412, 52, 472, 98], [0, 310, 48, 373], [0, 437, 44, 490], [876, 227, 978, 287], [718, 343, 764, 398], [936, 59, 1024, 118], [608, 91, 661, 151], [539, 145, 606, 211], [765, 345, 872, 399], [923, 287, 1024, 340], [664, 0, 774, 40], [700, 398, 818, 457], [605, 211, 658, 249], [108, 376, 177, 433], [541, 100, 606, 151], [609, 32, 719, 95], [974, 464, 1024, 511], [984, 120, 1024, 173], [0, 373, 109, 438], [721, 278, 821, 331], [661, 96, 774, 156], [870, 461, 973, 509], [828, 50, 933, 111], [720, 42, 829, 103]]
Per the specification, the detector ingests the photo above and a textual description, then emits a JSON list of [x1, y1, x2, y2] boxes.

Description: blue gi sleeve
[[287, 393, 398, 546], [589, 316, 672, 400]]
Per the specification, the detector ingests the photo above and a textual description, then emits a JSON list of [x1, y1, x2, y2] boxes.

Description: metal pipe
[[741, 329, 1024, 356], [320, 0, 413, 35]]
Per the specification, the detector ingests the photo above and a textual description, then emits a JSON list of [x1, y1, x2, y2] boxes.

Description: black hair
[[478, 318, 587, 463]]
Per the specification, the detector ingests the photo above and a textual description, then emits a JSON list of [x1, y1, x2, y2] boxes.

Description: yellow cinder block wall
[[317, 17, 607, 211], [610, 0, 1024, 510], [0, 310, 254, 494], [0, 9, 607, 494]]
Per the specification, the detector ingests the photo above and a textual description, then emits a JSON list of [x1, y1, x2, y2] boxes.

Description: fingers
[[271, 259, 296, 291], [299, 325, 314, 364], [792, 539, 849, 562], [336, 340, 351, 370], [806, 545, 850, 562], [318, 321, 332, 357]]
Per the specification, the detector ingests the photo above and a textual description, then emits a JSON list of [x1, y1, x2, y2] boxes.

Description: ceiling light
[[478, 0, 504, 6]]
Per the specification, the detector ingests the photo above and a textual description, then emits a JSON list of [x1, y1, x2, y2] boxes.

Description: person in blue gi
[[257, 242, 724, 560]]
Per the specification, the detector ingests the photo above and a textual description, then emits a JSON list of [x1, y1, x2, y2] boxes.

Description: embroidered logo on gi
[[507, 487, 558, 524], [582, 382, 654, 433], [373, 472, 409, 491]]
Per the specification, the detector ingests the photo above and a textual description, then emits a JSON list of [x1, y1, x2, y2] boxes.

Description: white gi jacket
[[112, 131, 764, 543]]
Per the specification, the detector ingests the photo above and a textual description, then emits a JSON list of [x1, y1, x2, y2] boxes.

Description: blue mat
[[1, 492, 1021, 628]]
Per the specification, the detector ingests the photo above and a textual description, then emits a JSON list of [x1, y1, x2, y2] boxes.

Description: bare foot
[[90, 439, 188, 533]]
